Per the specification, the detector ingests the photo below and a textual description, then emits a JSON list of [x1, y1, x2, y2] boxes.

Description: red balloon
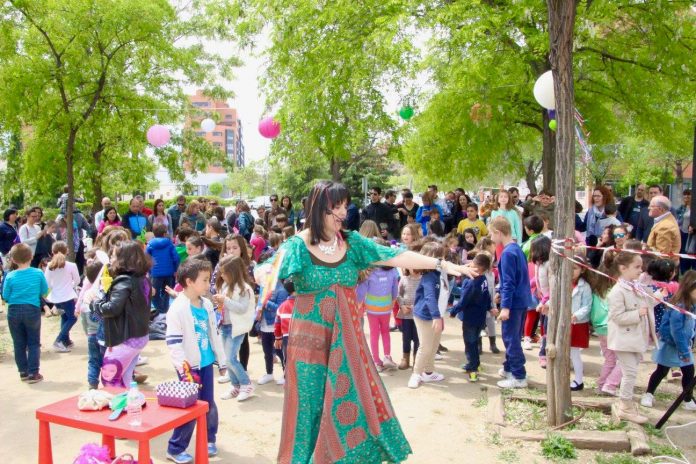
[[258, 117, 281, 139]]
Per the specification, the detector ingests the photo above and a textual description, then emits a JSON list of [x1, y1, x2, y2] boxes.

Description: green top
[[590, 293, 609, 336], [521, 232, 539, 261], [278, 231, 404, 294]]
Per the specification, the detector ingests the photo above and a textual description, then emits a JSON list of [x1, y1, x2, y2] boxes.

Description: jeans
[[8, 304, 42, 375], [168, 364, 218, 454], [367, 313, 391, 364], [502, 308, 526, 379], [260, 331, 284, 374], [87, 334, 103, 387], [462, 322, 484, 371], [221, 325, 250, 386], [54, 299, 77, 346], [400, 318, 420, 354], [152, 275, 175, 315]]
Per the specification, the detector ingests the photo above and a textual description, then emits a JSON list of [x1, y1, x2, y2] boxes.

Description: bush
[[541, 433, 577, 460]]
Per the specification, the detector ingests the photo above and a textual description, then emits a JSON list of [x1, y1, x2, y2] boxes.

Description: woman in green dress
[[277, 181, 476, 463]]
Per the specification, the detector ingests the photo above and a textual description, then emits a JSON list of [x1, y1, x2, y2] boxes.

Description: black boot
[[489, 337, 500, 354]]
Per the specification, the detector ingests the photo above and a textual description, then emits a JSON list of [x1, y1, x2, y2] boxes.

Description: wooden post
[[545, 0, 577, 427]]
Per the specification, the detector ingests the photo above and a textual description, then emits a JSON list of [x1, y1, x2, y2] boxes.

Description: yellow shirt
[[457, 218, 488, 240]]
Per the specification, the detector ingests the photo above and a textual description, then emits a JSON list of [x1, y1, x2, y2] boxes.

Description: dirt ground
[[1, 307, 693, 464]]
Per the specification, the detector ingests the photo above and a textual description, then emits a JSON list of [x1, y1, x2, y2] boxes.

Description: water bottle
[[126, 381, 144, 427]]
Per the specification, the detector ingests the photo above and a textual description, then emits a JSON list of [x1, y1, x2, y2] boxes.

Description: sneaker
[[522, 337, 533, 351], [217, 375, 230, 384], [438, 343, 448, 353], [136, 356, 148, 366], [570, 381, 584, 391], [467, 372, 479, 382], [498, 368, 513, 379], [53, 341, 71, 353], [237, 384, 254, 401], [375, 363, 385, 373], [420, 372, 445, 383], [20, 372, 29, 381], [258, 374, 274, 385], [276, 378, 285, 386], [640, 393, 654, 408], [51, 306, 64, 316], [497, 377, 528, 389], [207, 443, 218, 457], [389, 325, 399, 332], [434, 353, 444, 361], [539, 356, 547, 369], [601, 385, 619, 397], [683, 400, 696, 411], [382, 356, 397, 370], [166, 452, 193, 464], [531, 334, 541, 344], [221, 386, 240, 400], [407, 373, 421, 389], [27, 373, 44, 384]]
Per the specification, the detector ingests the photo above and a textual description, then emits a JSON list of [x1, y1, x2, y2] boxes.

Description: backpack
[[238, 212, 254, 240]]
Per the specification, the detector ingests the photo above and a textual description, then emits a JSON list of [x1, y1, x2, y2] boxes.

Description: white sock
[[570, 347, 583, 384]]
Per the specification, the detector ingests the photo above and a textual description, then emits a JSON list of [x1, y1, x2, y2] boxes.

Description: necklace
[[318, 236, 338, 255]]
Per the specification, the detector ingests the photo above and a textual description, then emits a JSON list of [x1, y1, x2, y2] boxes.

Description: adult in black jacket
[[360, 187, 396, 238], [92, 241, 152, 387], [618, 184, 648, 235]]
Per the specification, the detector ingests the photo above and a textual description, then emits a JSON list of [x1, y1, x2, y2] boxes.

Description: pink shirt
[[250, 236, 266, 262]]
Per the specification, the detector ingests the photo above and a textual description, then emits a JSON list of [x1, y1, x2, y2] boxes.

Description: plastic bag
[[77, 390, 114, 411]]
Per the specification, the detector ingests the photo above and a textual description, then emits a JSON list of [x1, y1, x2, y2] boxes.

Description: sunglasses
[[270, 198, 278, 202], [613, 233, 626, 238], [370, 192, 379, 196]]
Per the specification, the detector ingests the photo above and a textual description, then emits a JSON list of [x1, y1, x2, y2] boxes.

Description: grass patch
[[505, 400, 547, 431], [570, 409, 626, 432], [472, 395, 488, 408], [642, 424, 665, 438], [594, 453, 641, 464], [525, 387, 545, 397], [487, 431, 502, 446], [653, 391, 675, 403], [541, 433, 577, 461], [497, 449, 519, 463], [649, 441, 682, 458]]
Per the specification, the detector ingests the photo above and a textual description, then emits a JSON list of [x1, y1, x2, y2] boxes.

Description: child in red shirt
[[274, 279, 295, 379]]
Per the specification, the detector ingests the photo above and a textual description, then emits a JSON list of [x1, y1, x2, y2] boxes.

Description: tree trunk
[[330, 157, 341, 182], [546, 0, 577, 427], [525, 160, 540, 195], [91, 143, 106, 214], [65, 128, 78, 261], [674, 159, 683, 205], [542, 109, 556, 193]]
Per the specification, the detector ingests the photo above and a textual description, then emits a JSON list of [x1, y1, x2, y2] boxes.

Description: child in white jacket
[[166, 259, 226, 463]]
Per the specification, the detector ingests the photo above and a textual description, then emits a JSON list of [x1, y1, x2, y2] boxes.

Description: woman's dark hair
[[84, 260, 104, 284], [153, 199, 165, 215], [3, 208, 17, 222], [601, 225, 617, 247], [429, 220, 444, 237], [102, 206, 120, 223], [529, 235, 552, 264], [672, 270, 696, 310], [462, 228, 478, 245], [281, 195, 293, 211], [111, 241, 152, 277], [282, 278, 295, 294], [213, 206, 225, 221], [177, 258, 213, 287], [305, 181, 350, 245], [186, 235, 205, 251], [647, 259, 676, 283]]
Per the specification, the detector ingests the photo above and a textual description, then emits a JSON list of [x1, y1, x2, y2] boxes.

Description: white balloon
[[533, 70, 555, 110], [201, 118, 216, 133]]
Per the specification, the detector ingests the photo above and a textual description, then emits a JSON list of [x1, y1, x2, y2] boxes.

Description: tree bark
[[525, 160, 541, 195], [542, 109, 556, 193], [91, 143, 106, 214], [330, 157, 341, 182], [674, 158, 683, 206], [65, 128, 78, 261], [546, 0, 577, 427]]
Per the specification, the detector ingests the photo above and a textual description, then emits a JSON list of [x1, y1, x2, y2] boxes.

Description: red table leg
[[38, 420, 53, 464], [194, 413, 209, 464], [138, 440, 151, 464], [101, 435, 116, 458]]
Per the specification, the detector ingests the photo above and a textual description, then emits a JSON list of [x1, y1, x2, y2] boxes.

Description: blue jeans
[[152, 275, 175, 314], [54, 299, 77, 345], [7, 304, 42, 375], [462, 322, 484, 371], [502, 308, 527, 379], [221, 325, 250, 386], [87, 334, 103, 387], [168, 364, 218, 454]]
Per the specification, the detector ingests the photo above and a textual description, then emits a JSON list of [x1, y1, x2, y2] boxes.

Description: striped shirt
[[363, 268, 399, 316], [2, 267, 48, 307]]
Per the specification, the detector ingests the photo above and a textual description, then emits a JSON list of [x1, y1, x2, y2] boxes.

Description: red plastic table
[[36, 392, 209, 464]]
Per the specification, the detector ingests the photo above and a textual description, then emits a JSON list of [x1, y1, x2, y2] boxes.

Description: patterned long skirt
[[278, 285, 412, 463]]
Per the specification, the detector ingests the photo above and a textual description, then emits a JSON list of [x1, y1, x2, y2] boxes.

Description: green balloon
[[399, 106, 414, 120], [549, 119, 557, 131]]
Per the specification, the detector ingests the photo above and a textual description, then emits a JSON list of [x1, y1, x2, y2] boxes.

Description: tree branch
[[513, 120, 543, 133]]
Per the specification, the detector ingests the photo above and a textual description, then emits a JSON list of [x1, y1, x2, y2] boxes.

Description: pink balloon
[[258, 116, 281, 139], [147, 124, 171, 147]]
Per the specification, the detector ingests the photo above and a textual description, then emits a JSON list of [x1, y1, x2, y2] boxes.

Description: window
[[195, 131, 206, 137], [212, 131, 223, 136], [192, 101, 209, 107], [225, 114, 233, 119], [213, 142, 222, 147]]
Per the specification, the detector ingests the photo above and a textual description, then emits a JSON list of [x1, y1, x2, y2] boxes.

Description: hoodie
[[146, 237, 180, 277]]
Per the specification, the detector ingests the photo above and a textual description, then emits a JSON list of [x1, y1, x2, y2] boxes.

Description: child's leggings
[[647, 364, 695, 402], [570, 347, 583, 385], [597, 335, 622, 390], [367, 313, 391, 364], [523, 309, 539, 338]]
